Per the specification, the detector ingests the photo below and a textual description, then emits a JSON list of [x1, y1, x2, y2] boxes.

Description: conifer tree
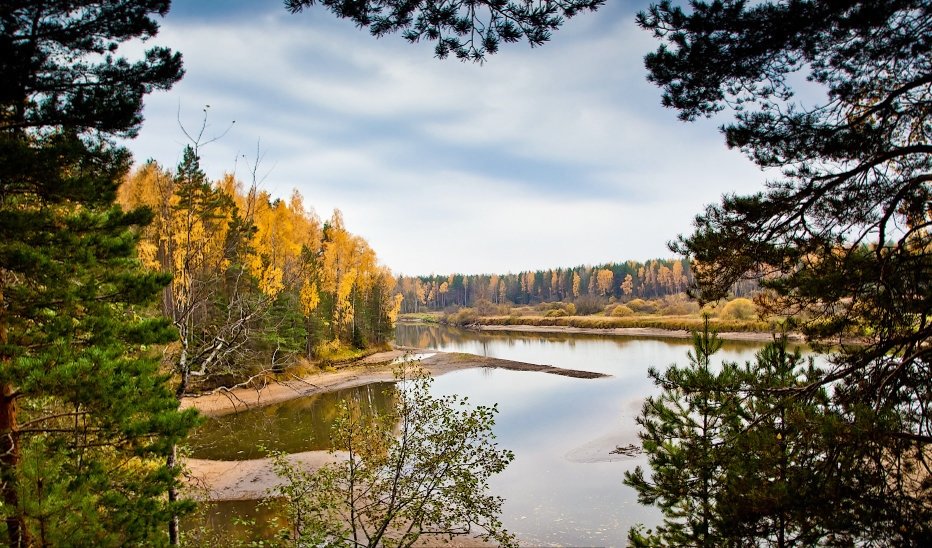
[[285, 0, 604, 62], [640, 0, 931, 538], [624, 319, 743, 546], [0, 2, 195, 545]]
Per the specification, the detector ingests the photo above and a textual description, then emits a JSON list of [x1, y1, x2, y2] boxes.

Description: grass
[[313, 341, 392, 366], [474, 314, 773, 333]]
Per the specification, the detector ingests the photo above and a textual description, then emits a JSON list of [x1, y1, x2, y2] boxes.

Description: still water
[[191, 323, 779, 546], [188, 382, 396, 460]]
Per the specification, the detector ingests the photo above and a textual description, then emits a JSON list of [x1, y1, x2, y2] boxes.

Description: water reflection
[[182, 499, 284, 545], [187, 382, 396, 460], [192, 324, 807, 546], [396, 322, 781, 546]]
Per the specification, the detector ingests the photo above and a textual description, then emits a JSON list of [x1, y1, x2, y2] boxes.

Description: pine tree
[[640, 0, 931, 538], [628, 323, 929, 545], [284, 0, 604, 62], [0, 2, 195, 545], [624, 319, 743, 546]]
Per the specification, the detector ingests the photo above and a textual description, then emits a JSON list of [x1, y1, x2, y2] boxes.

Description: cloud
[[126, 3, 770, 275]]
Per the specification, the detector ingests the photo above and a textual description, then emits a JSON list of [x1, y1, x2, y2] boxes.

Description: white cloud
[[127, 4, 771, 276]]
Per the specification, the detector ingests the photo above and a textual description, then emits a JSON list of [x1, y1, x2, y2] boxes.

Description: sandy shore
[[186, 450, 345, 501], [181, 348, 608, 504], [180, 348, 607, 418], [471, 323, 805, 342]]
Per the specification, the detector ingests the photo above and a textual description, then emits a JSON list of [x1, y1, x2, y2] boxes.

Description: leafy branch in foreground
[[285, 0, 605, 61], [268, 365, 516, 547]]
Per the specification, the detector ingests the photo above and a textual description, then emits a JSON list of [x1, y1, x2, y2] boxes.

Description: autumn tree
[[0, 1, 196, 545], [596, 268, 614, 296], [643, 0, 932, 539], [621, 274, 634, 297]]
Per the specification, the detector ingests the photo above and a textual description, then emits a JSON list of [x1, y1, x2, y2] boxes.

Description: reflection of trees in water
[[186, 383, 397, 460], [395, 323, 764, 354]]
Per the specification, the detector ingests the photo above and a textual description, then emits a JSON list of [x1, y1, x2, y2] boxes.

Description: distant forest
[[395, 260, 759, 313]]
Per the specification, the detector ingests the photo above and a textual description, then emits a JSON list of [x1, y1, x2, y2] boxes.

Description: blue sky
[[125, 0, 771, 276]]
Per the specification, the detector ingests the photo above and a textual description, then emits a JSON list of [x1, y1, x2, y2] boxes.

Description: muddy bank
[[180, 348, 607, 418]]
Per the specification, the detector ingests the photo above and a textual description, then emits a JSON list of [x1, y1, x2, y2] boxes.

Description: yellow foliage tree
[[596, 269, 614, 296]]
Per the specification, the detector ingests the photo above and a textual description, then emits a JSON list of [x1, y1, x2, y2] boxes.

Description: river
[[189, 322, 788, 546]]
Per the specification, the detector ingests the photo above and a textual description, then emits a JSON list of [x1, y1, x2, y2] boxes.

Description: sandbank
[[179, 348, 607, 418]]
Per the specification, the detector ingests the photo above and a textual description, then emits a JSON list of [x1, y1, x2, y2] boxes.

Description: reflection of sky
[[413, 325, 769, 546], [197, 324, 827, 545]]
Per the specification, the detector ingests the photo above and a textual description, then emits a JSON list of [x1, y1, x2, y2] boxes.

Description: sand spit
[[180, 348, 607, 418]]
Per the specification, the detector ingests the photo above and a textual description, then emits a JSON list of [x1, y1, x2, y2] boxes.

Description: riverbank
[[180, 348, 608, 418], [469, 323, 804, 342], [186, 450, 345, 501]]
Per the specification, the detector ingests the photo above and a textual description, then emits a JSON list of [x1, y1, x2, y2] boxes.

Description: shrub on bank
[[444, 307, 479, 326], [658, 294, 700, 315], [626, 298, 658, 314], [474, 299, 510, 316], [721, 297, 757, 320], [574, 296, 603, 315]]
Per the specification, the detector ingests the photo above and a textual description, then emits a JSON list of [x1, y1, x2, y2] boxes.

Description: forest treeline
[[396, 260, 758, 312], [119, 147, 401, 389]]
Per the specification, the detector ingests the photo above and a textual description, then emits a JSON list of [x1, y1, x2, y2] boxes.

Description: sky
[[124, 0, 772, 276]]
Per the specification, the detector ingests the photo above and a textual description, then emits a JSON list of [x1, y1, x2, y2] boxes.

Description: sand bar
[[180, 348, 607, 418]]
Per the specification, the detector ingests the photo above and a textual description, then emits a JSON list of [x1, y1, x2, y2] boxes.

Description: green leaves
[[0, 2, 194, 543], [269, 366, 516, 547]]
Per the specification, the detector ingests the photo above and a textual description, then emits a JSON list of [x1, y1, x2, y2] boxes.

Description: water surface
[[192, 323, 792, 546], [188, 382, 395, 460]]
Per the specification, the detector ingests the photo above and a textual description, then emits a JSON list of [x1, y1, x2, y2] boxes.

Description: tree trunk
[[167, 343, 189, 546], [0, 385, 30, 548], [167, 444, 180, 545]]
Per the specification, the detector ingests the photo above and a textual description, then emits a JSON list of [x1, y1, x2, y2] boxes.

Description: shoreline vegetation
[[401, 303, 808, 343], [401, 293, 822, 337], [468, 323, 801, 342]]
